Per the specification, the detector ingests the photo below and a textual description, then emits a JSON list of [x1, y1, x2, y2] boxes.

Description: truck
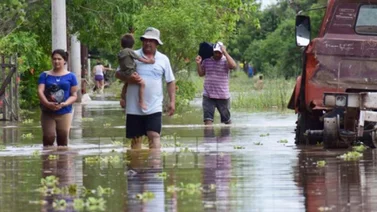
[[288, 0, 377, 148]]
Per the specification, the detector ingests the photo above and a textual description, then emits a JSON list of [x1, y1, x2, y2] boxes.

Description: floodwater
[[0, 96, 377, 212]]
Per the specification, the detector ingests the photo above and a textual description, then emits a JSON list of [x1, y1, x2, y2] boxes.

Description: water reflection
[[41, 150, 78, 212], [295, 148, 377, 211], [126, 150, 165, 211], [202, 126, 231, 211]]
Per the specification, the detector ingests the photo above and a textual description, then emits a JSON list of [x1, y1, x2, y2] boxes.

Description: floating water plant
[[32, 150, 40, 157], [167, 185, 178, 193], [338, 151, 363, 161], [84, 155, 122, 165], [85, 156, 101, 164], [96, 185, 114, 197], [180, 183, 202, 195], [53, 199, 67, 210], [21, 133, 34, 139], [179, 147, 192, 152], [156, 172, 168, 180], [136, 191, 155, 201], [48, 155, 59, 160], [60, 184, 78, 196], [352, 145, 367, 152], [35, 175, 110, 211], [316, 160, 326, 168], [318, 206, 336, 211], [100, 155, 121, 164], [260, 133, 270, 137], [254, 142, 263, 145], [73, 198, 85, 211], [233, 145, 245, 149], [82, 118, 94, 122], [86, 197, 106, 211], [277, 139, 288, 144], [41, 176, 59, 188], [22, 119, 34, 124]]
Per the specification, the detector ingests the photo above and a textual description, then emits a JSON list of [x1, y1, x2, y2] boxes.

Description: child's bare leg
[[138, 80, 146, 110]]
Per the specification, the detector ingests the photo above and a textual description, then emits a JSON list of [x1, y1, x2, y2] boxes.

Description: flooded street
[[0, 97, 377, 212]]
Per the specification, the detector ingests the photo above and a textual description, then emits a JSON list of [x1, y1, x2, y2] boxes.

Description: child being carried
[[118, 33, 155, 109]]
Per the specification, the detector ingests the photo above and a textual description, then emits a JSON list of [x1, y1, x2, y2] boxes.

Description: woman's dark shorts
[[202, 96, 231, 124], [126, 112, 162, 138], [95, 75, 104, 81]]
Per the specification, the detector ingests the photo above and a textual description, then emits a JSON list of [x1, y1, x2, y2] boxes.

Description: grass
[[188, 70, 295, 112], [229, 71, 295, 111], [105, 69, 295, 112]]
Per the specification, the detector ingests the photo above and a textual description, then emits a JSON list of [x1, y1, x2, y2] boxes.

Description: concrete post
[[87, 58, 91, 81], [51, 0, 67, 51], [71, 34, 82, 102]]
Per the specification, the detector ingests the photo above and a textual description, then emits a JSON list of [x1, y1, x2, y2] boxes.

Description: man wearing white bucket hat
[[196, 42, 237, 125], [116, 27, 176, 149]]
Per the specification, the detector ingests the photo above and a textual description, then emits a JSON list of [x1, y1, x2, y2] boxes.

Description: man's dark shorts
[[202, 96, 231, 124], [126, 112, 162, 138]]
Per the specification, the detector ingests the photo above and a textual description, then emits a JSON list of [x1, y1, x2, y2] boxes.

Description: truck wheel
[[361, 122, 377, 148], [295, 111, 322, 145]]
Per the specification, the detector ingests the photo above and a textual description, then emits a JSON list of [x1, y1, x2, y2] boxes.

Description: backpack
[[198, 42, 214, 61]]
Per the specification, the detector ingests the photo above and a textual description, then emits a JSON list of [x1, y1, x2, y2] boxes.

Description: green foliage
[[229, 72, 295, 111], [175, 78, 196, 111], [230, 0, 326, 78], [0, 31, 50, 109], [136, 0, 257, 71], [0, 0, 27, 37]]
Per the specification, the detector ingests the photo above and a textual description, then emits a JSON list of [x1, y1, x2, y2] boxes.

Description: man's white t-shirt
[[125, 49, 175, 115]]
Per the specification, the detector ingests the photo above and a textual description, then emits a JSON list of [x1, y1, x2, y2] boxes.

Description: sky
[[260, 0, 278, 9]]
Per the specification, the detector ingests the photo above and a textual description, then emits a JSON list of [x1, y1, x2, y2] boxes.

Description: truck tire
[[295, 110, 323, 145]]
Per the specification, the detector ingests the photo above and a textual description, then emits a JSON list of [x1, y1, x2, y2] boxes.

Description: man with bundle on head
[[196, 42, 237, 125]]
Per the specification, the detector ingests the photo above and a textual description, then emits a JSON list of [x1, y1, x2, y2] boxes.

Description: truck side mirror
[[295, 15, 311, 47]]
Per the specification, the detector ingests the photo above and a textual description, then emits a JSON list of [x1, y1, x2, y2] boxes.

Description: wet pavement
[[0, 96, 377, 212]]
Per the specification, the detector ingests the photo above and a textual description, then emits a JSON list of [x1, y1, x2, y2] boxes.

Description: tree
[[135, 0, 257, 71]]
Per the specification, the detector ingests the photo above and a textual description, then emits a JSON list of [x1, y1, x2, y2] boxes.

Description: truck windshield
[[355, 5, 377, 35]]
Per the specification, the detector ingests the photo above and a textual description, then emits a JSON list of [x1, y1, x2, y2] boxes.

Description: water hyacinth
[[32, 150, 40, 157], [156, 172, 168, 180], [22, 119, 34, 124], [316, 160, 326, 168], [21, 133, 34, 139], [338, 151, 363, 161], [277, 139, 288, 143], [233, 145, 245, 149], [352, 145, 367, 152], [136, 191, 155, 201]]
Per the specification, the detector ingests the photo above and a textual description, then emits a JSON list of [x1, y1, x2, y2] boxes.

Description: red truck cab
[[288, 0, 377, 148]]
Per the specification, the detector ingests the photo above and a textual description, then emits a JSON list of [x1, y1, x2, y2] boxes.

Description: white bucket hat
[[140, 27, 163, 45]]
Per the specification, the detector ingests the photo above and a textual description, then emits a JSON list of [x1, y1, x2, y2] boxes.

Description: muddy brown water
[[0, 97, 376, 212]]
